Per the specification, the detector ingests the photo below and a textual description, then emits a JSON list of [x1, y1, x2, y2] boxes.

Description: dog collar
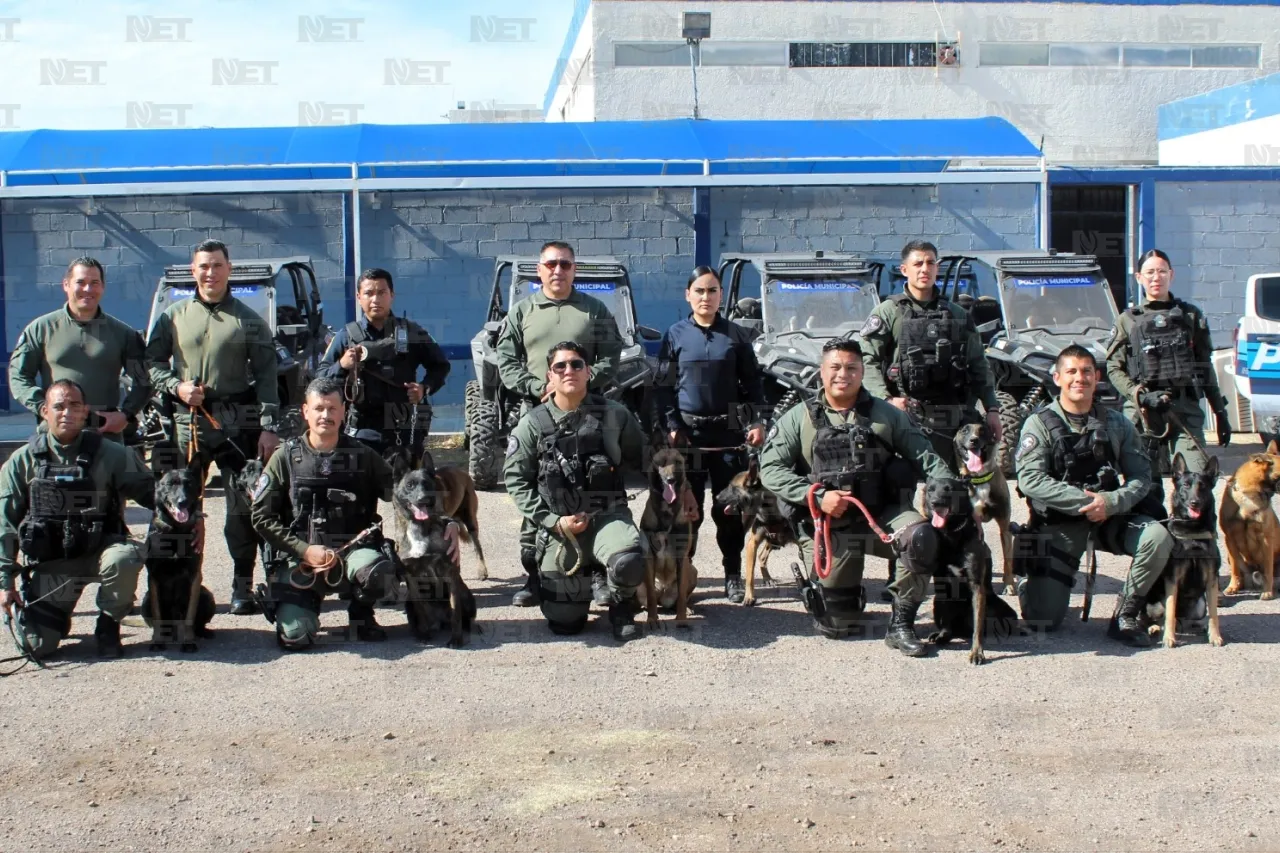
[[968, 470, 995, 486]]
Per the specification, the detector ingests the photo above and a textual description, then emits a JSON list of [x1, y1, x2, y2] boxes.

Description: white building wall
[[547, 5, 597, 122], [571, 0, 1278, 164]]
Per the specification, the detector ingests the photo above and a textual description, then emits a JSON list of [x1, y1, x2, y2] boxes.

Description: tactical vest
[[284, 436, 379, 548], [805, 394, 891, 515], [531, 397, 626, 517], [345, 318, 414, 409], [1031, 406, 1122, 518], [1125, 303, 1198, 392], [889, 295, 970, 404], [18, 431, 113, 563]]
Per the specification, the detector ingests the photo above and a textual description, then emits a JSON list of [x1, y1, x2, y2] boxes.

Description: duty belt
[[681, 412, 730, 429]]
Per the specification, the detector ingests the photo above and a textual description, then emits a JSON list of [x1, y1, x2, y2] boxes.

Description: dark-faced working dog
[[141, 463, 215, 652], [392, 467, 483, 647], [640, 446, 697, 625], [922, 478, 1018, 665], [715, 454, 796, 606], [1143, 454, 1224, 647], [953, 422, 1015, 595]]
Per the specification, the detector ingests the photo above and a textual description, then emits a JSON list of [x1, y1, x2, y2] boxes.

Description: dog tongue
[[663, 482, 678, 504], [171, 507, 189, 524], [966, 451, 984, 474], [412, 507, 430, 521], [931, 510, 947, 529], [1188, 507, 1202, 520]]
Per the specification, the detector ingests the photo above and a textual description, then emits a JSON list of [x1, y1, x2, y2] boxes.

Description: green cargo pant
[[273, 547, 391, 649], [1017, 513, 1173, 631], [170, 417, 262, 574], [797, 504, 930, 633], [537, 513, 645, 631], [16, 538, 144, 658], [1123, 397, 1210, 502]]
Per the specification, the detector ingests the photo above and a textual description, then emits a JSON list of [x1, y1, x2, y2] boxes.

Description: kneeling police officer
[[0, 380, 155, 659], [759, 339, 952, 655], [1014, 344, 1172, 646], [250, 377, 397, 650], [503, 341, 647, 641]]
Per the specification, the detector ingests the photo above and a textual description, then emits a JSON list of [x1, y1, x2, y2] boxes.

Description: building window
[[700, 41, 788, 66], [1048, 43, 1121, 66], [790, 42, 939, 68], [983, 41, 1260, 69], [614, 42, 689, 67], [979, 43, 1049, 66], [1192, 44, 1260, 68], [1123, 45, 1192, 67]]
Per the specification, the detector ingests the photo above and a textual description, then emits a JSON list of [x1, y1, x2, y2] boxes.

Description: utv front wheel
[[466, 380, 503, 490], [996, 390, 1025, 478]]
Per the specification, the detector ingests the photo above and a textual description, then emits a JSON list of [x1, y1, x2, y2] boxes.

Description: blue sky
[[0, 0, 575, 129]]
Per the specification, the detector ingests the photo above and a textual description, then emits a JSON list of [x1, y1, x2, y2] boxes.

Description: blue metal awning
[[0, 118, 1040, 189]]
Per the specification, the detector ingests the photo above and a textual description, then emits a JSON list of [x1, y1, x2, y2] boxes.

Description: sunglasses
[[550, 358, 587, 374], [541, 259, 574, 270]]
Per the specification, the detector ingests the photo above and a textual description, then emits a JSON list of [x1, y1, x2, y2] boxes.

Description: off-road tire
[[996, 390, 1025, 478], [466, 381, 503, 490]]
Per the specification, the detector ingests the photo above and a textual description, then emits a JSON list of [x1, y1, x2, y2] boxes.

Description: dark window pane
[[1256, 276, 1280, 321], [789, 41, 939, 68]]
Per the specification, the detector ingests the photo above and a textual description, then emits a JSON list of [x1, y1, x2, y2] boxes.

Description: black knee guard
[[607, 548, 646, 591], [351, 555, 395, 606], [894, 521, 939, 575]]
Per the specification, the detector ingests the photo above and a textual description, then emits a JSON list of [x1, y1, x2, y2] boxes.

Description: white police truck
[[1229, 272, 1280, 443]]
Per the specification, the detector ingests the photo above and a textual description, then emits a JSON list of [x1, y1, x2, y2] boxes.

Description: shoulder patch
[[1105, 326, 1118, 345], [1014, 434, 1038, 463], [766, 422, 780, 444], [859, 315, 884, 337], [250, 472, 270, 501], [506, 435, 520, 458]]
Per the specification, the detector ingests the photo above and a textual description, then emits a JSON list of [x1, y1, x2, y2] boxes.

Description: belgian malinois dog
[[953, 422, 1015, 595], [715, 455, 796, 606], [640, 447, 698, 626]]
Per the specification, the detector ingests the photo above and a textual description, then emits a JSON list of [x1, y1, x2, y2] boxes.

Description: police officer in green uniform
[[1105, 248, 1230, 497], [250, 377, 397, 650], [860, 240, 1003, 468], [1014, 344, 1173, 646], [9, 257, 150, 442], [0, 380, 154, 658], [318, 268, 450, 461], [146, 239, 280, 616], [496, 241, 625, 608], [503, 341, 647, 641], [758, 338, 952, 655]]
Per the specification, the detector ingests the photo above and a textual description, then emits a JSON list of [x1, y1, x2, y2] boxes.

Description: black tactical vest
[[345, 317, 415, 410], [1125, 303, 1197, 391], [284, 435, 379, 548], [531, 397, 626, 516], [1032, 406, 1122, 517], [18, 431, 113, 563], [889, 294, 970, 404], [805, 393, 891, 515]]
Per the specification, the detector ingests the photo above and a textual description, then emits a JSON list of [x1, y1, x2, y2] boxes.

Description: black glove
[[1213, 409, 1232, 447], [1139, 391, 1171, 411]]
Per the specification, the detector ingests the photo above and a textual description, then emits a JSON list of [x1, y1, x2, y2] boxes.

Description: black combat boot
[[1107, 591, 1152, 648], [348, 602, 387, 642], [512, 549, 541, 607], [94, 613, 124, 658], [608, 596, 640, 643], [230, 562, 259, 616], [592, 571, 611, 607], [884, 597, 927, 657]]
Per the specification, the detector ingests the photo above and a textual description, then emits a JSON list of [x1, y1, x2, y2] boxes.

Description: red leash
[[806, 483, 894, 580]]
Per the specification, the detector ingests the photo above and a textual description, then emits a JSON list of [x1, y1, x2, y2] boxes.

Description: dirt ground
[[3, 438, 1280, 852]]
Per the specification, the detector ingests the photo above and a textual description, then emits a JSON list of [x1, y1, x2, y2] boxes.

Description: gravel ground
[[3, 440, 1280, 852]]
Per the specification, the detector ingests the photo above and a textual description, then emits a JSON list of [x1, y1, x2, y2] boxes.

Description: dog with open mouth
[[922, 477, 1019, 665], [952, 422, 1016, 595], [141, 463, 215, 652], [639, 446, 698, 625]]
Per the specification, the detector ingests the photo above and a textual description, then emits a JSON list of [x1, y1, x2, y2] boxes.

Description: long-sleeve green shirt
[[1104, 294, 1225, 409], [495, 287, 623, 400], [8, 306, 150, 417], [0, 430, 154, 586], [145, 293, 279, 431]]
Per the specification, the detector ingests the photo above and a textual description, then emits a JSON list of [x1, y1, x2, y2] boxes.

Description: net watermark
[[1071, 230, 1125, 257], [40, 59, 107, 85], [298, 15, 363, 42], [1244, 144, 1280, 166], [298, 102, 364, 126], [0, 17, 19, 41], [125, 16, 192, 42], [212, 59, 279, 85], [1156, 15, 1222, 41], [125, 102, 193, 128], [0, 104, 18, 128], [470, 16, 535, 42], [384, 59, 449, 85], [983, 15, 1051, 41]]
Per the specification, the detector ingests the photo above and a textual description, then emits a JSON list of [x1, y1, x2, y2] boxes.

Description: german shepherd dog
[[715, 455, 796, 606], [922, 478, 1019, 665], [640, 446, 698, 625], [392, 468, 484, 647], [953, 422, 1015, 595], [141, 463, 215, 652], [1220, 439, 1280, 599], [1143, 454, 1224, 647]]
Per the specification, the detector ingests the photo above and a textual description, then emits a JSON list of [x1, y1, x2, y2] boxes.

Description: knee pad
[[19, 599, 72, 640], [541, 599, 589, 631], [895, 522, 938, 575], [547, 617, 588, 636], [608, 548, 646, 590], [352, 555, 395, 605], [276, 623, 316, 651], [520, 546, 538, 575]]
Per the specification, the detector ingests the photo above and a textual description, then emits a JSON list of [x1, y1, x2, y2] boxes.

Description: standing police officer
[[503, 341, 647, 641], [318, 268, 450, 462], [1105, 248, 1230, 495], [496, 242, 625, 608], [9, 257, 150, 442], [655, 266, 767, 603], [860, 240, 1002, 466], [759, 339, 951, 655], [1014, 344, 1173, 646], [0, 380, 154, 659], [146, 239, 279, 616], [250, 378, 397, 650]]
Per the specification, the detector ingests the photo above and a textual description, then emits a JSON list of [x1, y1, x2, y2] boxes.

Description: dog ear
[[1171, 452, 1187, 479], [745, 452, 760, 486], [1204, 454, 1219, 480], [1268, 439, 1280, 457]]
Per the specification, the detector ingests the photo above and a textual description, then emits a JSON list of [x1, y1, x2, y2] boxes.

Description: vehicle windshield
[[763, 279, 879, 337], [519, 279, 636, 339], [1000, 273, 1117, 332], [164, 283, 273, 329]]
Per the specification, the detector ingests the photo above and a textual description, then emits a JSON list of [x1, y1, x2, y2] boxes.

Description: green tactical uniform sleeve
[[119, 327, 151, 418], [7, 324, 46, 416], [858, 302, 896, 400], [243, 309, 280, 431], [1014, 414, 1093, 514], [0, 450, 32, 587], [1108, 412, 1156, 516], [1104, 312, 1139, 403], [495, 301, 543, 400], [251, 447, 308, 561], [145, 311, 182, 397], [757, 405, 812, 507], [960, 306, 1000, 412], [108, 442, 156, 510], [882, 401, 953, 480], [612, 402, 646, 472], [1190, 305, 1226, 409], [586, 301, 623, 391], [503, 413, 559, 530]]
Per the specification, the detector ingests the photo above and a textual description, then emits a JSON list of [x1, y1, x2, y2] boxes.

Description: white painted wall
[[1159, 113, 1280, 165], [555, 0, 1280, 164], [547, 5, 597, 123]]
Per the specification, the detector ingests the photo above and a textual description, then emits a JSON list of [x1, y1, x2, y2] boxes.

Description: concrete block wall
[[1154, 181, 1280, 347]]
